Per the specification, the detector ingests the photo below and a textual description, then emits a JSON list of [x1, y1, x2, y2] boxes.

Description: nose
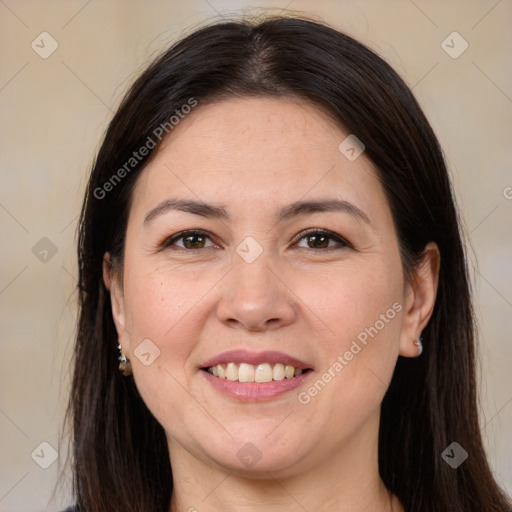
[[215, 253, 297, 333]]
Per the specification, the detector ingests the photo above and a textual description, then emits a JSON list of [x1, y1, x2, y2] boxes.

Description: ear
[[103, 253, 130, 350], [399, 242, 440, 357]]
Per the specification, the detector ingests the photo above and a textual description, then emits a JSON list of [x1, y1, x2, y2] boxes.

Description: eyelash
[[162, 228, 353, 252]]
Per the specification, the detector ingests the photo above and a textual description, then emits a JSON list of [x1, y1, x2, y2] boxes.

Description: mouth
[[201, 362, 313, 382], [199, 350, 314, 401]]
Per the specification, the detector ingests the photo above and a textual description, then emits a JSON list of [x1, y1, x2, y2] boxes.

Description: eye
[[162, 228, 352, 252], [163, 230, 217, 250], [295, 229, 352, 250]]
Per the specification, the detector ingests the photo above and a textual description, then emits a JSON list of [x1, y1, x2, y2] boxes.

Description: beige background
[[0, 1, 511, 510]]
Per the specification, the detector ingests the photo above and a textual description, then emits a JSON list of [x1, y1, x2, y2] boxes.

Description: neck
[[167, 412, 403, 512]]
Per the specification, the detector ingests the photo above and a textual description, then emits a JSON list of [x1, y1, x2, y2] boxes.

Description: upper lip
[[201, 350, 312, 370]]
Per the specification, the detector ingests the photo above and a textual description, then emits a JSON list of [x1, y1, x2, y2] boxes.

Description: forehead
[[160, 96, 347, 169], [129, 97, 386, 224]]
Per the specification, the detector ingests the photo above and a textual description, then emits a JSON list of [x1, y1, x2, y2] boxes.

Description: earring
[[118, 344, 132, 376], [414, 336, 423, 356]]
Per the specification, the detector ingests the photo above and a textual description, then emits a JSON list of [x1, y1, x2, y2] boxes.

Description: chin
[[200, 434, 310, 476]]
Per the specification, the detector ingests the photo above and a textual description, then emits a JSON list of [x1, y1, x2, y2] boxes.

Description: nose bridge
[[216, 239, 296, 331], [233, 246, 274, 299], [231, 242, 279, 307]]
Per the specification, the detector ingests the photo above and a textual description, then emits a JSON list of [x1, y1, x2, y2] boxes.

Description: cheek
[[121, 259, 232, 379], [304, 258, 403, 403], [295, 267, 403, 433], [121, 268, 208, 435], [119, 266, 194, 384], [124, 269, 200, 355], [313, 260, 403, 343]]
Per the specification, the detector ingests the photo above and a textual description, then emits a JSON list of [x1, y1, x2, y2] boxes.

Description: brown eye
[[296, 230, 351, 250], [182, 234, 207, 249], [305, 233, 330, 249], [165, 230, 216, 250]]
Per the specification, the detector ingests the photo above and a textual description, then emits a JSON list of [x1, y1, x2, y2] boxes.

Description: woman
[[63, 15, 512, 512]]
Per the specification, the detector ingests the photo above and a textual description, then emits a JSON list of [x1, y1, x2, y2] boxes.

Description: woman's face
[[107, 97, 430, 476]]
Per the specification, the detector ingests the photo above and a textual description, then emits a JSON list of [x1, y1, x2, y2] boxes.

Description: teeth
[[206, 362, 307, 382], [255, 363, 272, 383], [225, 362, 238, 381], [239, 363, 255, 382], [272, 363, 285, 381]]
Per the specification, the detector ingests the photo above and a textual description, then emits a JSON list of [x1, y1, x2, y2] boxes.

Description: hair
[[65, 14, 512, 512]]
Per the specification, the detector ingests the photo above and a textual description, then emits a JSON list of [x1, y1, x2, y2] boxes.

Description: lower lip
[[201, 369, 313, 402]]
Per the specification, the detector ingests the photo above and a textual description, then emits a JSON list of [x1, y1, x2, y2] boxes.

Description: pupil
[[182, 234, 331, 249], [310, 235, 328, 248], [185, 235, 204, 249]]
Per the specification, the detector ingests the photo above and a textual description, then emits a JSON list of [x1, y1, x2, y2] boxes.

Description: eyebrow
[[143, 197, 371, 226]]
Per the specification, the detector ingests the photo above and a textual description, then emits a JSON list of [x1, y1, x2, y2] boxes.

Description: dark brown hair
[[65, 15, 512, 512]]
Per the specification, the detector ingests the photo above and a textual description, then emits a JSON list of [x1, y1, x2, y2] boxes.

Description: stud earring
[[118, 344, 132, 376], [414, 336, 423, 356]]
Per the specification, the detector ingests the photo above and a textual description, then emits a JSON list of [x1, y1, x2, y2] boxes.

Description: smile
[[200, 349, 314, 401], [204, 362, 311, 382]]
